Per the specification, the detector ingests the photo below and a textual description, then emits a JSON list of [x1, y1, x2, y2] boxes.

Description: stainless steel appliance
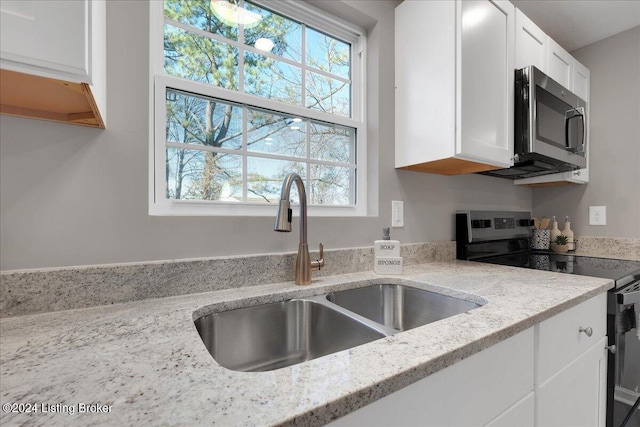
[[482, 66, 587, 179], [456, 210, 640, 426]]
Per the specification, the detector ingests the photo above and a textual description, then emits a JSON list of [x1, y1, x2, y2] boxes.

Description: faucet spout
[[274, 173, 325, 285]]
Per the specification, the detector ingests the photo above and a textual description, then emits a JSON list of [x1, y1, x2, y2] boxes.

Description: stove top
[[481, 252, 640, 288], [456, 210, 640, 289]]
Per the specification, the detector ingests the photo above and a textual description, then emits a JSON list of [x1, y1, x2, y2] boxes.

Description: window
[[150, 0, 367, 216]]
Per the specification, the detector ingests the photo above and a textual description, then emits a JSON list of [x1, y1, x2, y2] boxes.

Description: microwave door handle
[[565, 108, 586, 153], [580, 109, 586, 154]]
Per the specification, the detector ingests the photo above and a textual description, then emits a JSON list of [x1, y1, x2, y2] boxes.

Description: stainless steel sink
[[194, 299, 386, 372], [195, 283, 485, 372], [326, 284, 484, 332]]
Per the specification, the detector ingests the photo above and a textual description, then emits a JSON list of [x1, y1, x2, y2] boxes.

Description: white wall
[[532, 26, 640, 239], [0, 0, 532, 271]]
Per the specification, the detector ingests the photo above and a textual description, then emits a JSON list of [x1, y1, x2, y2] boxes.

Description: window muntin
[[164, 89, 356, 205], [153, 0, 366, 215]]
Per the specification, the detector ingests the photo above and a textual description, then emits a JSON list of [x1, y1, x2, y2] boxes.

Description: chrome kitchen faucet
[[274, 172, 324, 285]]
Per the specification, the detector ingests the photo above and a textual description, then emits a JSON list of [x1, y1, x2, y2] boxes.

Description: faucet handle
[[311, 243, 325, 271]]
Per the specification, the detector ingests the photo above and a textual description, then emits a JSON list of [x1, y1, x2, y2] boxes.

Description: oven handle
[[617, 282, 640, 305]]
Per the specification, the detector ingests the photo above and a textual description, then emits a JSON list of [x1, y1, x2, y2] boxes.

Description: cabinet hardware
[[579, 326, 593, 337]]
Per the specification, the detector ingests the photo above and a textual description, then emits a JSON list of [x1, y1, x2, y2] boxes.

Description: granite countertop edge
[[0, 260, 614, 426]]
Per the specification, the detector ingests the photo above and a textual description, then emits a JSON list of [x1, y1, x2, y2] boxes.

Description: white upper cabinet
[[1, 0, 90, 82], [395, 0, 514, 175], [572, 59, 590, 101], [546, 38, 574, 89], [514, 8, 547, 70], [0, 0, 106, 128]]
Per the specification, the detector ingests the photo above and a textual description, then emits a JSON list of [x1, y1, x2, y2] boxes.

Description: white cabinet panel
[[395, 0, 514, 175], [0, 0, 105, 127], [0, 0, 90, 82], [329, 328, 534, 427], [546, 37, 573, 92], [535, 294, 607, 427], [572, 59, 590, 101], [536, 337, 608, 427], [486, 393, 534, 427], [459, 0, 514, 167], [394, 0, 456, 167], [514, 9, 547, 70], [536, 292, 606, 384]]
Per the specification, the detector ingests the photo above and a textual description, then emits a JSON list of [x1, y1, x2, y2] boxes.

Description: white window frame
[[149, 0, 367, 217]]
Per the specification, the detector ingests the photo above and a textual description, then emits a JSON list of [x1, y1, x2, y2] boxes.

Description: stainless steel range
[[456, 210, 640, 427]]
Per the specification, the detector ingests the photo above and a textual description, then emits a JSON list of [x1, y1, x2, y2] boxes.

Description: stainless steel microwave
[[482, 66, 587, 179]]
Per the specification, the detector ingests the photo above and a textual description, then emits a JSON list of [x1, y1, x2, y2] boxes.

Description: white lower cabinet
[[329, 328, 534, 426], [486, 393, 534, 427], [536, 337, 608, 427], [329, 293, 607, 427], [535, 292, 608, 427]]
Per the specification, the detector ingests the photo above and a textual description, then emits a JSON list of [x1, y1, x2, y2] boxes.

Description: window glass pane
[[244, 52, 302, 106], [245, 2, 302, 63], [166, 89, 243, 150], [309, 122, 353, 163], [247, 157, 306, 203], [164, 0, 238, 41], [164, 24, 239, 90], [306, 27, 350, 80], [159, 1, 362, 210], [305, 71, 350, 117], [309, 164, 351, 205], [166, 147, 243, 201], [247, 109, 306, 157]]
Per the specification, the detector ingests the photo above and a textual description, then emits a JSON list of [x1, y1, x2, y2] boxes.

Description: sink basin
[[194, 299, 386, 372], [326, 284, 483, 332], [195, 283, 485, 372]]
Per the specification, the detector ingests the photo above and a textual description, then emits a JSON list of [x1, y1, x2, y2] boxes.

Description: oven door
[[609, 280, 640, 426]]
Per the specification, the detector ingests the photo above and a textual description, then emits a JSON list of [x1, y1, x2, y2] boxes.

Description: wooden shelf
[[0, 69, 104, 128]]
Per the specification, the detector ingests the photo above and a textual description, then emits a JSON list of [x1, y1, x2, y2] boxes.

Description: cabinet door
[[485, 393, 534, 427], [536, 292, 606, 385], [546, 38, 573, 88], [459, 0, 514, 168], [0, 0, 90, 82], [536, 337, 608, 427], [328, 328, 534, 427], [515, 9, 547, 70], [572, 59, 590, 101]]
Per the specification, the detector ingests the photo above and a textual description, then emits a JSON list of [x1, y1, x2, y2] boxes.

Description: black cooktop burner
[[480, 252, 640, 288]]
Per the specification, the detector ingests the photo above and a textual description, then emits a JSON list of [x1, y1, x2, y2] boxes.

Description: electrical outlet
[[589, 206, 606, 225], [392, 200, 404, 228]]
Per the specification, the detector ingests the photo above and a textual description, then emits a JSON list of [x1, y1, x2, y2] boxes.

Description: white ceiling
[[511, 0, 640, 52]]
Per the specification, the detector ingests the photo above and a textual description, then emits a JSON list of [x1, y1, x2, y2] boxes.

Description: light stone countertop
[[0, 260, 613, 426]]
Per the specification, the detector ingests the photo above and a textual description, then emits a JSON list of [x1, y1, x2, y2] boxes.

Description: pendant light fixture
[[210, 0, 262, 28]]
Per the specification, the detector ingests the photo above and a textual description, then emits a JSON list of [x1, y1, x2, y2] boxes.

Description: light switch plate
[[589, 206, 606, 225], [392, 200, 404, 228]]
